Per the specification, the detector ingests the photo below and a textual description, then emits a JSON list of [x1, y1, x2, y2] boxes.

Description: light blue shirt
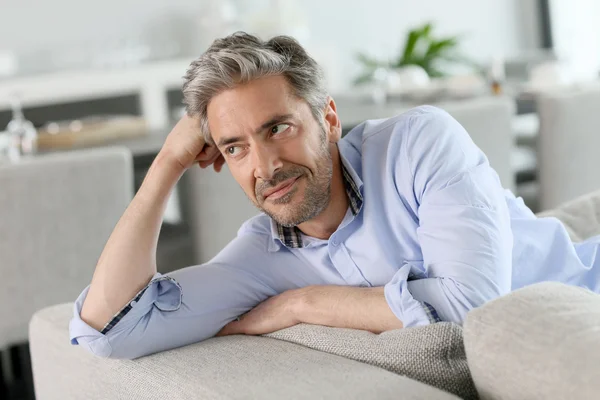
[[69, 106, 600, 359]]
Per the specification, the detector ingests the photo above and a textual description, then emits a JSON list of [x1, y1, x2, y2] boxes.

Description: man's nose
[[252, 142, 282, 181]]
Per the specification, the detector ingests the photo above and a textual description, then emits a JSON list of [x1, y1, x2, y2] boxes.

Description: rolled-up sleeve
[[69, 273, 182, 357], [384, 262, 442, 327], [69, 233, 278, 359], [385, 106, 513, 326]]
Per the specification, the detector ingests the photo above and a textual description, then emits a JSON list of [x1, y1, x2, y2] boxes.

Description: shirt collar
[[269, 149, 364, 250]]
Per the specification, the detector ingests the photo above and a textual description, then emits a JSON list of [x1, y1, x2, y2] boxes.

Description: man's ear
[[323, 96, 342, 143]]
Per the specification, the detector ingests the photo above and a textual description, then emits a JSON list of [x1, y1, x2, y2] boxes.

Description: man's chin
[[262, 200, 329, 228], [259, 199, 309, 227], [271, 214, 309, 228], [257, 181, 330, 227], [261, 206, 303, 227]]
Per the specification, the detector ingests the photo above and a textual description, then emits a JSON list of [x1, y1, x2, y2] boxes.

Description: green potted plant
[[354, 22, 479, 86]]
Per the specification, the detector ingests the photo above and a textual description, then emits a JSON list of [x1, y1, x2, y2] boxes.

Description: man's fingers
[[198, 151, 222, 169], [214, 155, 226, 172], [215, 326, 229, 337], [198, 159, 212, 169], [216, 319, 242, 336], [196, 145, 220, 162]]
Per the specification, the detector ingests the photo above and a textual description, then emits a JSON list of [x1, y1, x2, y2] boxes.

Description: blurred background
[[1, 0, 600, 398]]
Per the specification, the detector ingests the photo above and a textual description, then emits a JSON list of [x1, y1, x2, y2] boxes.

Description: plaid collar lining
[[276, 164, 363, 248]]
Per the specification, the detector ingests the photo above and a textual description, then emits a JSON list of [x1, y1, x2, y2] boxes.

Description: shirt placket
[[327, 216, 371, 287]]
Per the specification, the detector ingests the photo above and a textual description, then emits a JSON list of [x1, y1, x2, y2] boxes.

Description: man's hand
[[216, 289, 305, 336], [160, 114, 225, 173]]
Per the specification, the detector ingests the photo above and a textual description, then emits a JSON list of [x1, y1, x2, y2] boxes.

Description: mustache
[[255, 167, 305, 199]]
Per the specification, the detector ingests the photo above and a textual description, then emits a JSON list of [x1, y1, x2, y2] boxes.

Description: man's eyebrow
[[218, 136, 244, 148], [217, 114, 294, 148], [255, 114, 294, 135]]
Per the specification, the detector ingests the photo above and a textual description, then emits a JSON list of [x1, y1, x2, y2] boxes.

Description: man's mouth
[[262, 176, 300, 200]]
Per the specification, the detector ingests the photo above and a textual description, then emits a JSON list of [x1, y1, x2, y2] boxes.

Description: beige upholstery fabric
[[265, 322, 477, 399], [30, 303, 459, 400], [0, 147, 132, 348], [463, 282, 600, 400]]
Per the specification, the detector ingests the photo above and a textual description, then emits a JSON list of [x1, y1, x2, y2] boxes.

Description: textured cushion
[[536, 189, 600, 241], [30, 303, 459, 400], [266, 322, 477, 399], [463, 282, 600, 400]]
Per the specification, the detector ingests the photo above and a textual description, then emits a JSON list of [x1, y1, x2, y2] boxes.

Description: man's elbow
[[436, 276, 508, 324]]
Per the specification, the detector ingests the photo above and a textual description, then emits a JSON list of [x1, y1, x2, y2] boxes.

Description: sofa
[[28, 189, 600, 399]]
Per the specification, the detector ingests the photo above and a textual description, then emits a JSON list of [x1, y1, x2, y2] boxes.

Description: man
[[70, 32, 600, 359]]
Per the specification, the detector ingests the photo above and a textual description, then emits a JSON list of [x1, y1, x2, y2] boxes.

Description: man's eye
[[227, 146, 241, 156], [271, 124, 290, 135]]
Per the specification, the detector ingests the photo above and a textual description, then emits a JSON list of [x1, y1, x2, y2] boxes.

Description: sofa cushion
[[31, 303, 460, 400], [265, 322, 477, 399], [463, 282, 600, 400]]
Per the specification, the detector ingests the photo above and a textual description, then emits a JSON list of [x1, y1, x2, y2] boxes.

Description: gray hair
[[182, 31, 329, 144]]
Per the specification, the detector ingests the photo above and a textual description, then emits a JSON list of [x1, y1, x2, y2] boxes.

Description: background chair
[[182, 166, 258, 264], [0, 147, 133, 396], [438, 96, 516, 193], [537, 84, 600, 210]]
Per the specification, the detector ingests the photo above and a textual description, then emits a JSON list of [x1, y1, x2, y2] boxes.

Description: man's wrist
[[288, 286, 314, 324], [155, 147, 187, 176], [136, 149, 185, 200]]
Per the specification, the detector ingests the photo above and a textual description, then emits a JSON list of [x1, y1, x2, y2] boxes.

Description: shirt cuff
[[384, 262, 442, 328], [69, 272, 182, 357], [99, 274, 181, 334]]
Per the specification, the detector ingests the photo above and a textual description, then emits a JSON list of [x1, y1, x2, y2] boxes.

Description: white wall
[[548, 0, 600, 81], [299, 0, 541, 91], [0, 0, 540, 92], [0, 0, 205, 52]]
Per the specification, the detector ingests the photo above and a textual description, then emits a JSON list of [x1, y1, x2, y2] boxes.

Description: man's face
[[207, 75, 335, 227]]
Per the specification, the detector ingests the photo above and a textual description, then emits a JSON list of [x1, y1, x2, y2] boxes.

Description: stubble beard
[[254, 137, 333, 227]]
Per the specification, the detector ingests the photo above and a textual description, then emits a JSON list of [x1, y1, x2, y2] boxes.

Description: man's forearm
[[80, 151, 184, 331], [296, 285, 403, 333]]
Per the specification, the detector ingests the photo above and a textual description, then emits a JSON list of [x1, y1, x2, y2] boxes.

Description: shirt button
[[130, 300, 137, 307], [331, 240, 339, 246]]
